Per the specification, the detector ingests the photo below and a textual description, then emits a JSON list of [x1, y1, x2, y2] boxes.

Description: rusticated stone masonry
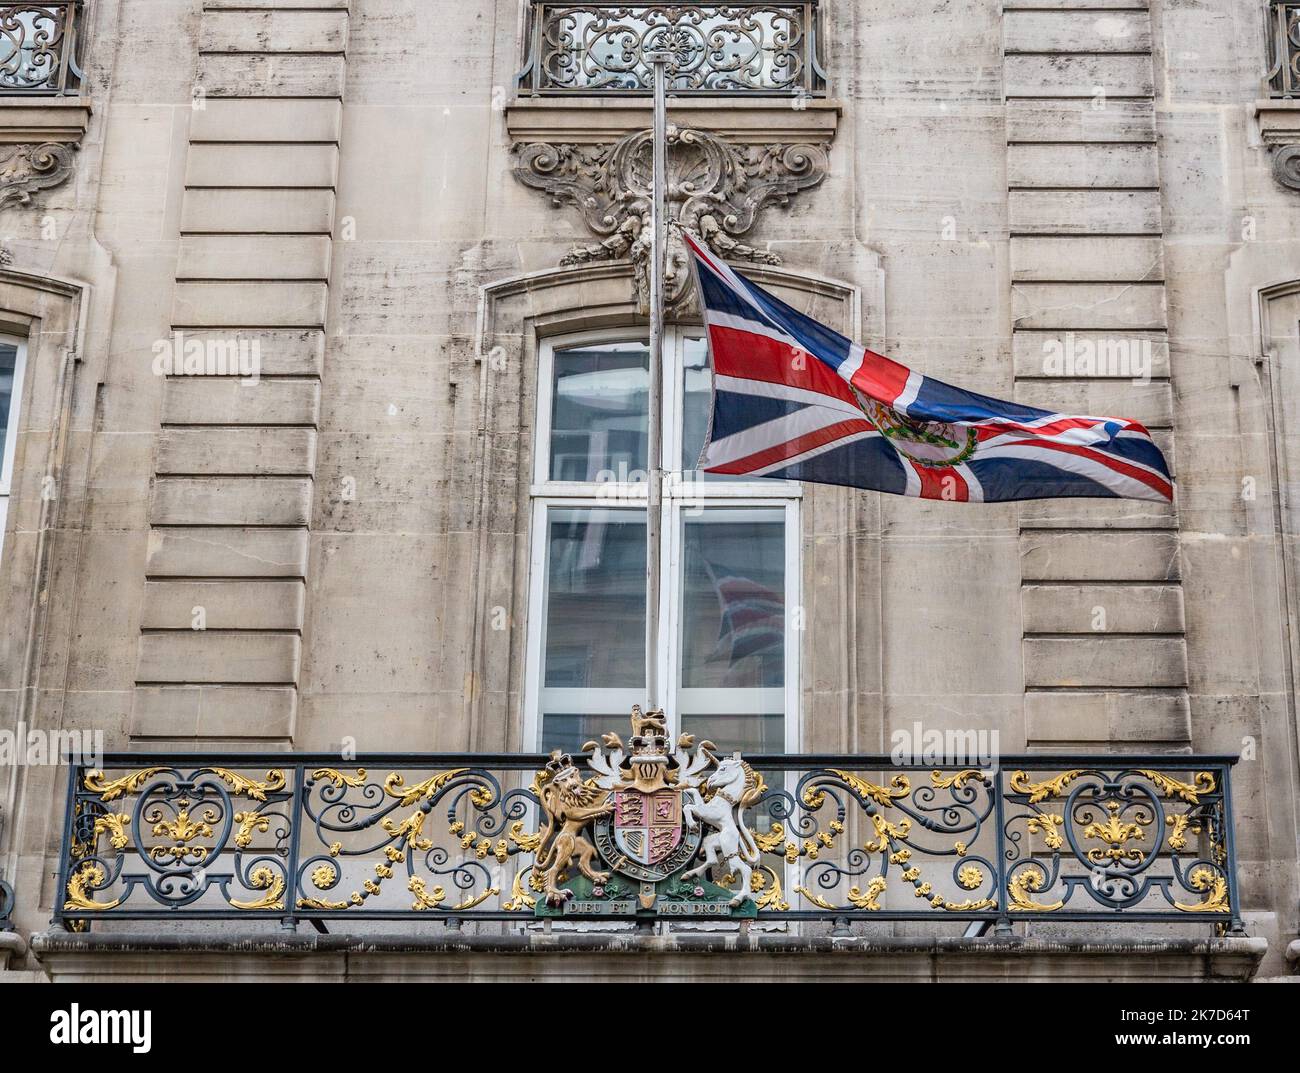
[[131, 0, 350, 742], [1003, 0, 1189, 748]]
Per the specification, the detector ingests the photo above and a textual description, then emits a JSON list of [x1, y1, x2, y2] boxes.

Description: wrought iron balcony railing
[[1267, 0, 1300, 97], [517, 2, 826, 96], [53, 749, 1243, 934], [0, 2, 84, 95]]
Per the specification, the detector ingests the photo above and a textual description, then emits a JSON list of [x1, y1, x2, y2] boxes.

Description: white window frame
[[0, 334, 28, 562], [524, 327, 802, 753]]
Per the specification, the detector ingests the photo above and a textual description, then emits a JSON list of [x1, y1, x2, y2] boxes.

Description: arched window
[[523, 327, 801, 755]]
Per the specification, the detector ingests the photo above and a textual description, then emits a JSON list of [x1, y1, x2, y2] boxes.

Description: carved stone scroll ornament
[[0, 142, 77, 210], [511, 127, 829, 312], [1272, 144, 1300, 192]]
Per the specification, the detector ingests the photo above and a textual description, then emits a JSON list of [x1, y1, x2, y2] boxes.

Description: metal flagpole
[[646, 54, 670, 717]]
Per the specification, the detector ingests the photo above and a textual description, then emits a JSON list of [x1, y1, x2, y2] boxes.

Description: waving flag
[[684, 232, 1173, 503]]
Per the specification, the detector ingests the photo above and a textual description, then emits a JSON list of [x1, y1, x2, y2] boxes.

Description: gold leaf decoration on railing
[[64, 862, 122, 912], [151, 802, 216, 847], [957, 865, 984, 890], [931, 769, 987, 790], [90, 812, 130, 854], [504, 865, 539, 911], [864, 812, 912, 853], [230, 866, 285, 911], [508, 820, 542, 853], [383, 808, 433, 850], [299, 895, 351, 911], [807, 769, 910, 809], [452, 888, 500, 911], [1007, 865, 1063, 912], [847, 875, 887, 911], [1136, 770, 1216, 804], [85, 766, 286, 803], [1010, 769, 1086, 804], [84, 768, 169, 801], [1026, 811, 1065, 849], [233, 810, 271, 849], [1082, 801, 1147, 864], [205, 768, 286, 802], [754, 823, 786, 854], [752, 865, 789, 911], [409, 876, 447, 910], [1174, 867, 1231, 913], [1165, 813, 1194, 851], [312, 767, 367, 789], [383, 768, 472, 806], [793, 885, 837, 910]]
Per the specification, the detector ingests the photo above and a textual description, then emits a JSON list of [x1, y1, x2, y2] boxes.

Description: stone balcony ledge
[[0, 96, 92, 144], [505, 95, 841, 144], [27, 930, 1269, 983]]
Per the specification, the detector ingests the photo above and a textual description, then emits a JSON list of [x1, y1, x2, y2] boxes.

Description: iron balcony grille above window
[[0, 1, 84, 95], [1266, 0, 1300, 97], [517, 1, 827, 96]]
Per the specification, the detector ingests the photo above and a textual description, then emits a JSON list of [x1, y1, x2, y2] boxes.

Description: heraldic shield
[[613, 788, 683, 868], [533, 706, 763, 918]]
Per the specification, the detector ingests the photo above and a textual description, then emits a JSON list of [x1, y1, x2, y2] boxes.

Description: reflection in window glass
[[540, 713, 623, 756], [681, 335, 711, 472], [680, 713, 786, 756], [0, 343, 16, 456], [543, 509, 646, 689], [549, 342, 649, 482], [680, 513, 785, 689]]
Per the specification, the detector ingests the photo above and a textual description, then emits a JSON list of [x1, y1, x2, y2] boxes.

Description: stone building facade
[[0, 0, 1296, 981]]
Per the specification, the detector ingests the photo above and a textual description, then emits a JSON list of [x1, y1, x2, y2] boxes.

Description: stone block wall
[[130, 1, 350, 743]]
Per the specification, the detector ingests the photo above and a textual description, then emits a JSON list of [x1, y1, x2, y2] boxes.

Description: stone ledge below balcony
[[505, 96, 841, 144], [24, 930, 1269, 983], [0, 97, 92, 144]]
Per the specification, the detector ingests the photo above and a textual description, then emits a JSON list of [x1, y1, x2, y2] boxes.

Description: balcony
[[517, 1, 827, 96], [53, 749, 1243, 934], [0, 2, 84, 96]]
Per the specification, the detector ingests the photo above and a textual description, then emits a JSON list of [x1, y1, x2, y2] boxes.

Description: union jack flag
[[684, 232, 1173, 503]]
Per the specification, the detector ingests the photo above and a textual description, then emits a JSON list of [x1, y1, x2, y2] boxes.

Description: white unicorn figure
[[681, 754, 763, 907]]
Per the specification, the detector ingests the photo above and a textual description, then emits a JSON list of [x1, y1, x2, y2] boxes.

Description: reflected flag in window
[[701, 558, 785, 666]]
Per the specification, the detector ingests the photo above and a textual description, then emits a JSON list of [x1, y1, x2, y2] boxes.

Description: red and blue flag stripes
[[682, 231, 1173, 504]]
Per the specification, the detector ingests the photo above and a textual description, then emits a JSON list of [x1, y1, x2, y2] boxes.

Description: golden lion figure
[[534, 752, 615, 905]]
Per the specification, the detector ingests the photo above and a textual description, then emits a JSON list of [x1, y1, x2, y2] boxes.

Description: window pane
[[549, 341, 648, 482], [541, 713, 621, 755], [680, 713, 784, 755], [680, 511, 785, 688], [543, 508, 646, 688], [681, 335, 711, 472], [0, 343, 16, 451]]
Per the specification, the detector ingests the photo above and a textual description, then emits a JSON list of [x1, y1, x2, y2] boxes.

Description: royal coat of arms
[[533, 707, 765, 918]]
